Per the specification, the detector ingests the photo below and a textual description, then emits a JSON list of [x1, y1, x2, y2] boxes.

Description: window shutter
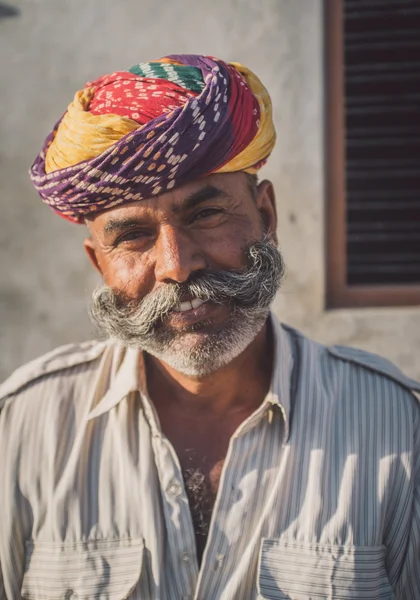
[[344, 0, 420, 285]]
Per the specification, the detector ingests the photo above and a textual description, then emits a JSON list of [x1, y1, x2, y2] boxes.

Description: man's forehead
[[87, 172, 249, 226]]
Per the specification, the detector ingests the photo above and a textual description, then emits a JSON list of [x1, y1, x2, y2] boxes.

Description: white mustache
[[90, 238, 285, 342]]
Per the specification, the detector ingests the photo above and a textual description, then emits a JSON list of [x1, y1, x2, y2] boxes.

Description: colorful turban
[[30, 54, 276, 223]]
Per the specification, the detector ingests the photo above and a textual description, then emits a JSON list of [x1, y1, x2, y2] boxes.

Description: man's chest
[[155, 404, 251, 562], [11, 403, 406, 600]]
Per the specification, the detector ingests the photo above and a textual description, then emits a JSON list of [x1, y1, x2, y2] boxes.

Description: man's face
[[84, 172, 282, 375]]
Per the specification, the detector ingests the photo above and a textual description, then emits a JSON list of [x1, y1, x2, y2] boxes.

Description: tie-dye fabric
[[29, 54, 276, 223]]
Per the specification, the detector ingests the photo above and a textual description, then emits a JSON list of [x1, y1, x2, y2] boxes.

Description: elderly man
[[0, 55, 419, 600]]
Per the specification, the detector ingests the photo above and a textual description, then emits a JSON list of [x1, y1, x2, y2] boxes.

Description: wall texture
[[1, 0, 419, 381]]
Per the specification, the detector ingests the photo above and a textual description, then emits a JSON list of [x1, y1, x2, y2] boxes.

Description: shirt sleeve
[[395, 399, 420, 599], [0, 396, 28, 600], [0, 566, 6, 600]]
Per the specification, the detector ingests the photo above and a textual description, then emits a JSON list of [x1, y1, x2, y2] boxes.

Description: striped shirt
[[0, 314, 419, 600]]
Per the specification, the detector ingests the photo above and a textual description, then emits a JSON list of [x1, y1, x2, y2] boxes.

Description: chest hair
[[181, 453, 224, 564]]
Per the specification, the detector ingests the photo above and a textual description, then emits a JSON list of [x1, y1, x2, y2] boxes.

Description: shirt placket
[[193, 402, 276, 600]]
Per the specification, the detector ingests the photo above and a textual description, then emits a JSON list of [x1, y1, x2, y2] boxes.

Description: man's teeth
[[191, 298, 204, 309], [173, 298, 205, 312]]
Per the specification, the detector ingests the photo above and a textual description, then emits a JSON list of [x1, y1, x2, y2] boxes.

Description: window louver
[[344, 0, 420, 285]]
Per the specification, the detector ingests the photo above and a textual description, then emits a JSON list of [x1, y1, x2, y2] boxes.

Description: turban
[[30, 54, 276, 223]]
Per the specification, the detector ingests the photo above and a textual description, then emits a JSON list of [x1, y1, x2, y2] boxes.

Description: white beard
[[138, 305, 270, 377]]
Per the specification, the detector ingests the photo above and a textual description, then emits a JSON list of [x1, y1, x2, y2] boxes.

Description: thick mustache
[[90, 239, 285, 338]]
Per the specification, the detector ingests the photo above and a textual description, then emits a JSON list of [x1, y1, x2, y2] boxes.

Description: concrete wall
[[1, 0, 419, 382]]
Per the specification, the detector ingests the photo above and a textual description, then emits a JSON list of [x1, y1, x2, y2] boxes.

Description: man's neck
[[144, 320, 274, 418]]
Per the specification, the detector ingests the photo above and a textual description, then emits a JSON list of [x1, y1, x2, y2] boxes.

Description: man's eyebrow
[[103, 218, 144, 236], [102, 186, 229, 233], [177, 185, 230, 212]]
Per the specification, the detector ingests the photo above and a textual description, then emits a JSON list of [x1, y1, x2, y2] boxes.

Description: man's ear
[[256, 179, 278, 244], [84, 237, 103, 275]]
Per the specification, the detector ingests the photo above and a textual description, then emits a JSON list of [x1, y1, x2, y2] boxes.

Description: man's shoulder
[[0, 339, 109, 409], [282, 323, 420, 398], [326, 342, 420, 395]]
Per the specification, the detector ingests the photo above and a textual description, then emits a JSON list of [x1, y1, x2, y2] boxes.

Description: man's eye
[[193, 208, 223, 221], [115, 230, 151, 245]]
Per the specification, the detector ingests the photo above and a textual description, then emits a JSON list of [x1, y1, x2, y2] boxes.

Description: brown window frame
[[325, 0, 420, 309]]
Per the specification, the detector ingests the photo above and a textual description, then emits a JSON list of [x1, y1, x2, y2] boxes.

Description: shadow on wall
[[0, 3, 19, 18]]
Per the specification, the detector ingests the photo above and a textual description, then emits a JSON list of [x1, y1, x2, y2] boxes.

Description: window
[[325, 0, 420, 308]]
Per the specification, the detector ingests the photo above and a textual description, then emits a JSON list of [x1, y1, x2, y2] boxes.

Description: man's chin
[[134, 306, 269, 376]]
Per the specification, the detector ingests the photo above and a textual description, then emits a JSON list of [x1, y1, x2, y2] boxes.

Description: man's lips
[[166, 299, 226, 327]]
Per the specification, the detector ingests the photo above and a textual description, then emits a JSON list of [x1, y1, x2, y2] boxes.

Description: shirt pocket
[[257, 539, 395, 600], [21, 538, 144, 600]]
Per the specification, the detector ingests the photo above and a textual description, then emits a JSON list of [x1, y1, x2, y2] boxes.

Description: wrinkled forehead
[[85, 172, 252, 227]]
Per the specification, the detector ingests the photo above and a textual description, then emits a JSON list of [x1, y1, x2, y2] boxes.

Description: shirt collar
[[87, 313, 294, 441], [87, 345, 143, 421], [265, 313, 294, 442]]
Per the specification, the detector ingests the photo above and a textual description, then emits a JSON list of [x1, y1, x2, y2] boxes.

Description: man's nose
[[154, 224, 206, 283]]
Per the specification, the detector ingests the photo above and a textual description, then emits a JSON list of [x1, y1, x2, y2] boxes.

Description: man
[[0, 54, 419, 600]]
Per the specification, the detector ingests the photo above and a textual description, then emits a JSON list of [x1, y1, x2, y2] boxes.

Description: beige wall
[[1, 0, 419, 381]]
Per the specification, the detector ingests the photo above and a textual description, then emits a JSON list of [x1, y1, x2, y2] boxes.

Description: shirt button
[[168, 480, 182, 496], [215, 553, 225, 569], [181, 552, 190, 564]]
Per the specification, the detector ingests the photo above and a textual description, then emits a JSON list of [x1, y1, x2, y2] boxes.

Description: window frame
[[325, 0, 420, 308]]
